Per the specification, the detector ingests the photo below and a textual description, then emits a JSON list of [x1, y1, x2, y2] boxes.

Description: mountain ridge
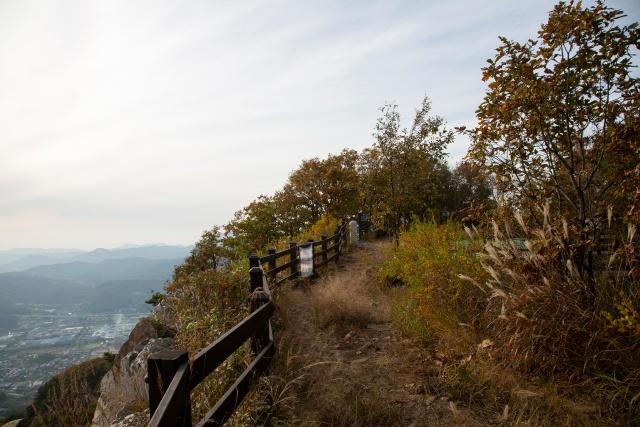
[[0, 244, 193, 272]]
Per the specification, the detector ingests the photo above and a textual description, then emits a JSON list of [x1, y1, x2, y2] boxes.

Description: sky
[[1, 0, 639, 251]]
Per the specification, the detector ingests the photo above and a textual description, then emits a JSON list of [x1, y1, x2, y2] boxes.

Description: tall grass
[[470, 209, 640, 418], [381, 216, 640, 424], [158, 215, 350, 422], [25, 358, 111, 427]]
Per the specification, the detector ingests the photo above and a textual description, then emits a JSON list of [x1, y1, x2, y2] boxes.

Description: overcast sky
[[1, 0, 638, 250]]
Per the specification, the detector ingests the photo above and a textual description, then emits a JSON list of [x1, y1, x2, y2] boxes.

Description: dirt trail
[[269, 240, 487, 427]]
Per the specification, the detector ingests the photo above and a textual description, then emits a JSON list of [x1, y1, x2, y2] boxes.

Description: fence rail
[[253, 221, 349, 286], [147, 220, 350, 426]]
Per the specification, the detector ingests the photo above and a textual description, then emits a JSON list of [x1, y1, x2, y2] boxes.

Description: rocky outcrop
[[91, 317, 174, 427], [108, 410, 150, 427]]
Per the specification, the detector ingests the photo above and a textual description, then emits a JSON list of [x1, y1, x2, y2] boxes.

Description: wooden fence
[[146, 220, 349, 426], [252, 220, 349, 286]]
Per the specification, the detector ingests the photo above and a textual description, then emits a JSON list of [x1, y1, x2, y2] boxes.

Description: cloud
[[1, 0, 637, 249]]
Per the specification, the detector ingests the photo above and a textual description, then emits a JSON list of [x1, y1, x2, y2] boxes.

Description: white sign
[[299, 245, 314, 278], [350, 220, 359, 245]]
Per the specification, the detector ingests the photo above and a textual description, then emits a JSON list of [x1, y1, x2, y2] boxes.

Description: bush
[[381, 220, 488, 343], [25, 358, 110, 427], [469, 208, 640, 417]]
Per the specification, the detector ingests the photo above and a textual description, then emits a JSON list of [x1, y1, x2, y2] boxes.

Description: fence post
[[342, 220, 347, 249], [249, 267, 271, 356], [249, 266, 263, 294], [268, 248, 277, 278], [147, 350, 192, 425], [289, 242, 297, 277], [249, 253, 260, 269], [321, 236, 327, 264]]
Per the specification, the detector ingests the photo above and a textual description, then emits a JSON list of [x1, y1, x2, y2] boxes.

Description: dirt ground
[[265, 239, 489, 427]]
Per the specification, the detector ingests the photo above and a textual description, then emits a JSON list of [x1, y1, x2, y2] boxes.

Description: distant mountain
[[0, 248, 85, 255], [0, 254, 81, 272], [0, 249, 85, 268], [73, 245, 193, 263], [113, 243, 174, 249], [0, 272, 90, 304], [0, 245, 193, 273], [84, 279, 159, 312], [0, 273, 160, 315], [20, 257, 183, 286]]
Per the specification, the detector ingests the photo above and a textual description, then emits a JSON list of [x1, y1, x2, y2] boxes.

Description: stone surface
[[91, 316, 174, 427], [112, 317, 157, 381], [109, 409, 150, 427]]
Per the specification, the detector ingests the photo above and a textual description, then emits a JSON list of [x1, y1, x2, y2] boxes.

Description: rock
[[112, 318, 157, 381], [91, 316, 174, 427], [109, 409, 150, 427]]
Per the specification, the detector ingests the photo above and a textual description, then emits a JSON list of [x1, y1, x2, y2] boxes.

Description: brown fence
[[252, 220, 349, 286], [146, 220, 349, 426]]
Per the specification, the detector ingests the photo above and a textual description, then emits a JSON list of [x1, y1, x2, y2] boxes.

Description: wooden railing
[[146, 220, 349, 426], [252, 220, 349, 286]]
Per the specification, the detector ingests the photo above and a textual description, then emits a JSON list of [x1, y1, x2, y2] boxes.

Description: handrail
[[189, 300, 275, 390], [252, 220, 349, 286], [147, 219, 351, 426]]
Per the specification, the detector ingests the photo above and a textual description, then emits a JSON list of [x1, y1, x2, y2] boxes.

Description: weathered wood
[[148, 356, 192, 427], [195, 340, 275, 427], [321, 236, 328, 263], [289, 242, 297, 276], [249, 266, 263, 293], [189, 300, 274, 390], [148, 350, 189, 417], [250, 287, 271, 356], [258, 246, 294, 266], [267, 248, 277, 272], [265, 259, 297, 277], [249, 253, 260, 269]]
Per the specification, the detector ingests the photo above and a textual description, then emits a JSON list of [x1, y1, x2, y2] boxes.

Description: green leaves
[[363, 96, 454, 241]]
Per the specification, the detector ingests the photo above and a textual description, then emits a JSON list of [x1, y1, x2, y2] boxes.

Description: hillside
[[0, 245, 192, 273], [19, 257, 183, 286], [84, 279, 162, 312], [0, 273, 89, 304]]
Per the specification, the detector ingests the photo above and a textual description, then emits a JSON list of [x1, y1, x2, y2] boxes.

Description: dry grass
[[231, 241, 423, 426], [233, 240, 489, 426], [309, 265, 391, 328]]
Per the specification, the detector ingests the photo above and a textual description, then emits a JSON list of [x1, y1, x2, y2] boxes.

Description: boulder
[[91, 316, 174, 427]]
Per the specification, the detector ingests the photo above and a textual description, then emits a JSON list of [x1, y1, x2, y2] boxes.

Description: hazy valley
[[0, 245, 192, 417]]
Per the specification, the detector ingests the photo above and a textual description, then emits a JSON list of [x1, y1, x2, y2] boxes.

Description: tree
[[365, 96, 453, 242], [224, 195, 284, 254], [467, 0, 639, 286], [442, 161, 495, 218], [273, 184, 310, 239], [181, 225, 230, 273]]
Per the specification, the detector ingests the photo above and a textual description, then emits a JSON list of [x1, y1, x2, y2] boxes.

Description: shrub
[[381, 220, 488, 343], [470, 207, 640, 417], [25, 358, 110, 427]]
